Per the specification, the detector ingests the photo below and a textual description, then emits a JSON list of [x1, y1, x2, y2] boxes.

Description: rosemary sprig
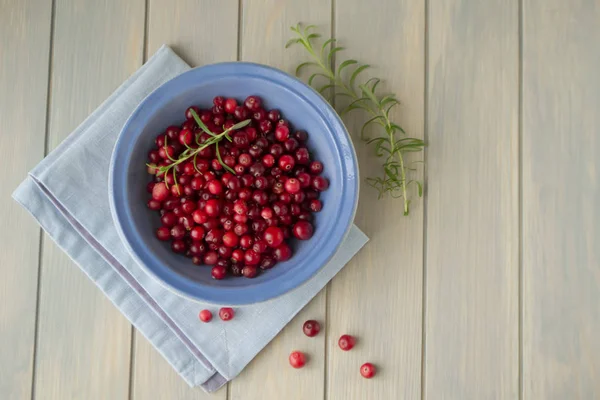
[[286, 23, 425, 216], [148, 114, 251, 193]]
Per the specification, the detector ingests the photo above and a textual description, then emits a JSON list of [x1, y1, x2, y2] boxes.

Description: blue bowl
[[109, 62, 358, 305]]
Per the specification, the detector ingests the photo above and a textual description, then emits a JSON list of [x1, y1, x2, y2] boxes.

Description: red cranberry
[[273, 202, 289, 217], [211, 265, 227, 280], [231, 248, 245, 263], [170, 224, 186, 239], [213, 96, 225, 107], [360, 363, 376, 379], [252, 108, 267, 122], [278, 155, 295, 171], [274, 125, 289, 142], [212, 104, 224, 114], [251, 190, 267, 206], [179, 129, 193, 146], [284, 138, 299, 152], [207, 180, 223, 195], [312, 176, 329, 191], [310, 161, 324, 175], [264, 226, 284, 247], [295, 148, 310, 165], [248, 145, 263, 159], [241, 265, 258, 278], [302, 320, 320, 337], [289, 351, 306, 368], [297, 172, 312, 188], [234, 106, 249, 120], [166, 126, 180, 139], [234, 223, 249, 236], [259, 119, 273, 133], [260, 255, 276, 270], [262, 154, 275, 168], [309, 199, 322, 212], [205, 229, 224, 245], [189, 241, 206, 255], [269, 143, 284, 157], [238, 153, 252, 167], [219, 307, 235, 321], [190, 176, 204, 191], [171, 239, 187, 253], [247, 163, 265, 177], [199, 309, 212, 322], [233, 131, 250, 148], [190, 226, 206, 240], [205, 199, 222, 217], [224, 98, 237, 114], [222, 231, 239, 247], [277, 119, 290, 128], [261, 207, 274, 220], [155, 134, 165, 147], [284, 178, 301, 194], [273, 243, 292, 261], [252, 240, 268, 254], [272, 181, 284, 194], [243, 249, 260, 266], [240, 235, 254, 249], [251, 219, 267, 233], [279, 215, 293, 226], [217, 256, 231, 267], [293, 221, 314, 240], [192, 209, 208, 224], [204, 251, 218, 265], [244, 96, 261, 112], [234, 164, 246, 175], [152, 182, 169, 201], [147, 199, 161, 210], [338, 334, 355, 351], [255, 137, 269, 148], [195, 158, 210, 172], [267, 109, 280, 121], [292, 192, 305, 204], [160, 212, 177, 227], [156, 227, 170, 241], [230, 264, 243, 276], [295, 130, 308, 142]]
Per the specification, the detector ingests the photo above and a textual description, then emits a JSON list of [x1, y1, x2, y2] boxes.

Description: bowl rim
[[109, 61, 359, 305]]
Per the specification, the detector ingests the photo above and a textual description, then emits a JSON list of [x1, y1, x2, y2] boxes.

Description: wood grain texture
[[0, 0, 51, 398], [425, 1, 519, 399], [33, 0, 144, 398], [229, 1, 331, 399], [130, 1, 237, 398], [327, 1, 425, 399], [522, 1, 600, 398]]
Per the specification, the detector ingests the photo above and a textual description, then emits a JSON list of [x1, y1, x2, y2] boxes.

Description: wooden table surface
[[2, 0, 599, 399]]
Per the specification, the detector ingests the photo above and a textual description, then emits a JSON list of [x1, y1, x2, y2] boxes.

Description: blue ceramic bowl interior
[[110, 62, 358, 304]]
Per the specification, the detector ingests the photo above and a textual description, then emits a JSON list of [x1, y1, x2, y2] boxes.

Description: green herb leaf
[[286, 23, 425, 215]]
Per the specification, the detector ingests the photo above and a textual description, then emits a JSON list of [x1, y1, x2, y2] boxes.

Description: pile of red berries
[[146, 95, 329, 279]]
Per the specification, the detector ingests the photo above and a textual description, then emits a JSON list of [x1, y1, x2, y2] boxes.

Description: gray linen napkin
[[12, 45, 368, 392]]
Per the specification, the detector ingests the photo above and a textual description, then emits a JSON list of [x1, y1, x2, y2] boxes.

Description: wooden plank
[[0, 0, 51, 398], [228, 1, 331, 399], [326, 1, 425, 399], [522, 1, 600, 398], [33, 0, 145, 398], [130, 1, 237, 398], [425, 1, 519, 398]]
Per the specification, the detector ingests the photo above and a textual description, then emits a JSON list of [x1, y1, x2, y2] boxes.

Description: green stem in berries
[[286, 23, 425, 215], [148, 117, 251, 193]]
